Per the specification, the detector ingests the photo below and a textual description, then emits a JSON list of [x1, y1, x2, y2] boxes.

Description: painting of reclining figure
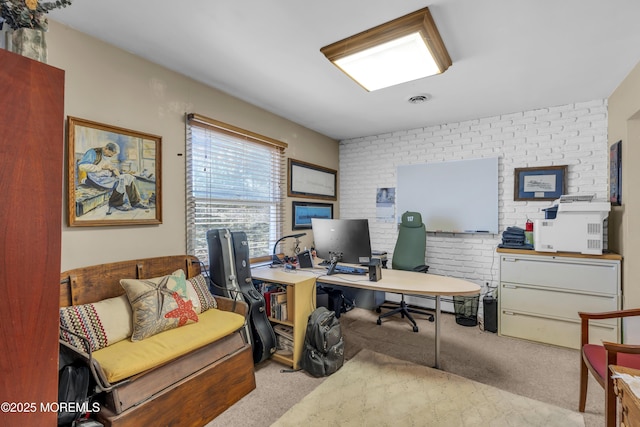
[[67, 116, 162, 226]]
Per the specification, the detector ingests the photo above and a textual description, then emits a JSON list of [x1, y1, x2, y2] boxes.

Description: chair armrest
[[59, 327, 115, 392], [215, 296, 249, 317], [603, 341, 640, 355], [579, 308, 640, 348], [579, 308, 640, 321], [603, 341, 640, 370], [412, 265, 429, 273]]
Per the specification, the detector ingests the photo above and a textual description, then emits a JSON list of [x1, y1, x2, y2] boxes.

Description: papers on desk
[[612, 373, 640, 397]]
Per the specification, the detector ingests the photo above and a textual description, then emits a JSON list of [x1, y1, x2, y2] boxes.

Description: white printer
[[534, 194, 610, 255]]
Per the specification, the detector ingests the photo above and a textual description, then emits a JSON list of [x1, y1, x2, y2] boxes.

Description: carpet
[[271, 349, 584, 427]]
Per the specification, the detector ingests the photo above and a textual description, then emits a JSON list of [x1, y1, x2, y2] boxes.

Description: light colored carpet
[[207, 309, 603, 427], [271, 349, 585, 427]]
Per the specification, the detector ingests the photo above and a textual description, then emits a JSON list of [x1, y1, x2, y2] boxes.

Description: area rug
[[271, 349, 584, 427]]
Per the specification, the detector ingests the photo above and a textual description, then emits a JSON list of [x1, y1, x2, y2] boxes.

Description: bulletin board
[[396, 157, 499, 234]]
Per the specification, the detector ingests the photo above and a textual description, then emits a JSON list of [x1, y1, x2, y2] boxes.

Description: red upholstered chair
[[579, 308, 640, 427]]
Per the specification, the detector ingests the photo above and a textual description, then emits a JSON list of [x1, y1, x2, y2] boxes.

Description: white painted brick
[[338, 98, 608, 291]]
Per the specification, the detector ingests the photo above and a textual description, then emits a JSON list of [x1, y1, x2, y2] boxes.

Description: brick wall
[[339, 99, 608, 306]]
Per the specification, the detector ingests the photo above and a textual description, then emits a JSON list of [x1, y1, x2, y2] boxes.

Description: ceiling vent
[[408, 94, 431, 104]]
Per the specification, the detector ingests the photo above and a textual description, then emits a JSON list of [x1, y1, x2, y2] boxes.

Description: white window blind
[[186, 114, 286, 264]]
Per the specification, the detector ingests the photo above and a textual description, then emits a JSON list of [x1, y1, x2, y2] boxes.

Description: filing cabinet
[[497, 249, 622, 349]]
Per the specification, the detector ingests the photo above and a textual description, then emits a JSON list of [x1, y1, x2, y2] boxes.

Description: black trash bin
[[453, 295, 479, 326]]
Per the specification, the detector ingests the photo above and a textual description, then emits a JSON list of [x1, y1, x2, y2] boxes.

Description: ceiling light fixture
[[321, 7, 452, 92]]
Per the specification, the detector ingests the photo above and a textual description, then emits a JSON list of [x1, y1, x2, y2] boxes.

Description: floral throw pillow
[[120, 271, 198, 342]]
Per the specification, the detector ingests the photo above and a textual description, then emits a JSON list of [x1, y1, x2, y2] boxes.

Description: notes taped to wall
[[396, 157, 498, 234]]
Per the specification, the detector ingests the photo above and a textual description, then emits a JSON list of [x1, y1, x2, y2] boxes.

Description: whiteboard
[[397, 157, 499, 234]]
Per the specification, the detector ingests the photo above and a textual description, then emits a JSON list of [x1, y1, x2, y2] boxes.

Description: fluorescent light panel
[[321, 7, 451, 91]]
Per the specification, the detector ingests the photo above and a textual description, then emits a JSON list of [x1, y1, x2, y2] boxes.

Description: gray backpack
[[300, 307, 344, 377]]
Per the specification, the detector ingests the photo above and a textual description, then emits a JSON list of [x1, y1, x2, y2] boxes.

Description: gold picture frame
[[67, 117, 162, 226]]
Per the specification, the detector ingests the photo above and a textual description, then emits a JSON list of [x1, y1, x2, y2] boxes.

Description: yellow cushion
[[93, 308, 245, 383]]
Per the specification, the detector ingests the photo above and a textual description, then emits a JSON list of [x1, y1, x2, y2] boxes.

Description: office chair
[[376, 211, 434, 332], [579, 308, 640, 427]]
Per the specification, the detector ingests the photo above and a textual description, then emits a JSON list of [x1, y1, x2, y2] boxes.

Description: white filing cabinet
[[497, 249, 622, 349]]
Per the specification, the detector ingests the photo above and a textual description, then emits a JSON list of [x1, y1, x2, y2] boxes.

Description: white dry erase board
[[396, 157, 499, 234]]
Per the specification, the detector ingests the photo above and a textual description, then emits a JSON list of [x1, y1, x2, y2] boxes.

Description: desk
[[610, 365, 640, 427], [252, 265, 480, 369]]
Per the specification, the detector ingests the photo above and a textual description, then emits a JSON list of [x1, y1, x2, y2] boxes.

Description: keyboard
[[331, 264, 367, 275]]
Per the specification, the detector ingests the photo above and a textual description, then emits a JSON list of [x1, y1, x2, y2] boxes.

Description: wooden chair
[[579, 308, 640, 426]]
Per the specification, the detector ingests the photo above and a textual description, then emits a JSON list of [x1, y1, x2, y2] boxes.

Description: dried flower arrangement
[[0, 0, 72, 31]]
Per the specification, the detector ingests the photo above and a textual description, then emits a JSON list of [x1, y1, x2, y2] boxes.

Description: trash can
[[453, 295, 479, 326]]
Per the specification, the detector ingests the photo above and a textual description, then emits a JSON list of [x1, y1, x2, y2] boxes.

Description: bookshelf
[[252, 266, 317, 369]]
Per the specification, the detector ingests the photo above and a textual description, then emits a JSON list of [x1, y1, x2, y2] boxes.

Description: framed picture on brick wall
[[514, 165, 567, 201]]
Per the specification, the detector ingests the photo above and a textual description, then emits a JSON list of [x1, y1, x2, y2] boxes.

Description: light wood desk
[[252, 264, 480, 369], [610, 365, 640, 427]]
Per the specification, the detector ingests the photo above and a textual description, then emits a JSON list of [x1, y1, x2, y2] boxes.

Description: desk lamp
[[271, 233, 306, 266]]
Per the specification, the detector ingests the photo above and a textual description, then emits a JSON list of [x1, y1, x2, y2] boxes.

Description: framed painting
[[67, 116, 162, 226], [288, 158, 337, 200], [292, 201, 334, 229], [514, 165, 567, 201], [610, 140, 622, 206]]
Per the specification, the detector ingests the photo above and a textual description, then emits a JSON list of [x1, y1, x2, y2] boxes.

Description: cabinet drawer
[[500, 282, 618, 325], [500, 256, 618, 294], [499, 310, 618, 349]]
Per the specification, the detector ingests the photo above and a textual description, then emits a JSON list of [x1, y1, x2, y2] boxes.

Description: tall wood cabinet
[[0, 49, 64, 426], [497, 248, 622, 349]]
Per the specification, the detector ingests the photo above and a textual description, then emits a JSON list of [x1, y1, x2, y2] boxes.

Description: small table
[[610, 365, 640, 427]]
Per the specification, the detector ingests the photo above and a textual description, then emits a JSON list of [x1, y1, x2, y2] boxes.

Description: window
[[186, 114, 287, 264]]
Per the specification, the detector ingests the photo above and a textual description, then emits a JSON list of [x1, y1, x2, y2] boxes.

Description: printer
[[534, 194, 610, 255]]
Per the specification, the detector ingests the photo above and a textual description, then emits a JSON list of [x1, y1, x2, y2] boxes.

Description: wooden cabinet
[[0, 50, 64, 426], [251, 267, 316, 369], [611, 365, 640, 427], [497, 249, 621, 349]]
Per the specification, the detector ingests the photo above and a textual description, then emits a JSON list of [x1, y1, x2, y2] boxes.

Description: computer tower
[[483, 295, 498, 333]]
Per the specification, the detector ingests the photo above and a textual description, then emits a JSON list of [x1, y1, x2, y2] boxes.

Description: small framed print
[[292, 201, 333, 229], [514, 165, 567, 201]]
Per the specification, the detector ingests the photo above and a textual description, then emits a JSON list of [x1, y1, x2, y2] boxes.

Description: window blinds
[[186, 114, 286, 264]]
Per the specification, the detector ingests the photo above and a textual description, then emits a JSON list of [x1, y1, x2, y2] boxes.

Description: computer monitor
[[311, 218, 372, 264]]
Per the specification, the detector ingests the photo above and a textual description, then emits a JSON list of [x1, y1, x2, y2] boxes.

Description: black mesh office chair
[[376, 211, 434, 332]]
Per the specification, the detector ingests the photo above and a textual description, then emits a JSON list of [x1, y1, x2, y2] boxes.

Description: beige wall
[[608, 60, 640, 309], [47, 21, 338, 271]]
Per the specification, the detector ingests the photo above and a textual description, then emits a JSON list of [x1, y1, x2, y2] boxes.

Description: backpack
[[58, 343, 92, 427], [57, 362, 90, 426], [300, 307, 344, 377], [318, 286, 354, 319]]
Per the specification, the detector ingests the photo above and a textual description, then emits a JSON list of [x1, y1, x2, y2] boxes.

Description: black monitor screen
[[311, 218, 372, 264]]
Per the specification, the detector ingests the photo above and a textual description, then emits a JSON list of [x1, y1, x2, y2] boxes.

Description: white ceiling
[[49, 0, 640, 141]]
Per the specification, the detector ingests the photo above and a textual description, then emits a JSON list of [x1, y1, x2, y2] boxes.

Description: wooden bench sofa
[[58, 255, 256, 427]]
